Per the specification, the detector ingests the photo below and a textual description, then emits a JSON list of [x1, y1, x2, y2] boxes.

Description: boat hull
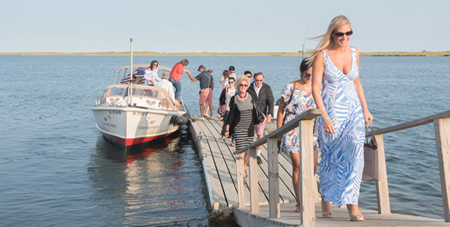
[[91, 106, 185, 147]]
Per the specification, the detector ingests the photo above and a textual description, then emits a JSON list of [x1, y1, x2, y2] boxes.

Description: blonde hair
[[310, 15, 351, 61], [235, 75, 251, 90]]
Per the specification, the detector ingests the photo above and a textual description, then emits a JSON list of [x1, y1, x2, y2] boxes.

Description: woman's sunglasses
[[239, 84, 248, 87], [229, 81, 235, 84], [334, 30, 353, 37]]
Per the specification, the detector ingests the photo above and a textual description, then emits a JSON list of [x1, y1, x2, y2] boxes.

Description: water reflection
[[88, 127, 209, 226]]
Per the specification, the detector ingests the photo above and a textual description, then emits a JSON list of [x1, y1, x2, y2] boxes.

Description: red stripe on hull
[[102, 131, 176, 147]]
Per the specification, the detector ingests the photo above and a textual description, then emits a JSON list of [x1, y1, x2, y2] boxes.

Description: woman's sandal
[[321, 200, 333, 218], [347, 206, 364, 221], [243, 172, 248, 185]]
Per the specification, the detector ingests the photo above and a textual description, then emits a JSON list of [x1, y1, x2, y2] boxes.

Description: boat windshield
[[109, 87, 127, 96], [133, 88, 159, 98], [102, 85, 175, 108]]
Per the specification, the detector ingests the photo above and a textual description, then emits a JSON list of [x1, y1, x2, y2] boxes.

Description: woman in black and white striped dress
[[225, 76, 257, 182]]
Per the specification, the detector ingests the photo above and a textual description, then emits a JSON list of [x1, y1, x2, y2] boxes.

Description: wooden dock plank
[[190, 120, 226, 210], [256, 147, 296, 204], [204, 118, 268, 206], [208, 118, 293, 205], [207, 118, 298, 205], [207, 118, 270, 200], [197, 119, 239, 206], [199, 117, 302, 208]]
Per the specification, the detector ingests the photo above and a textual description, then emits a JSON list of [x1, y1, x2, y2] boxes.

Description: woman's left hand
[[364, 110, 373, 125]]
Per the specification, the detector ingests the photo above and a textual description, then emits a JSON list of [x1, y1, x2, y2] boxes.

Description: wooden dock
[[188, 111, 450, 226], [189, 115, 306, 217]]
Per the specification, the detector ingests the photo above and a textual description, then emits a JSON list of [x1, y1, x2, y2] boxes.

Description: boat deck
[[188, 114, 449, 226]]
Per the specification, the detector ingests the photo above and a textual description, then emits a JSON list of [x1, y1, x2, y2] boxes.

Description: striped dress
[[318, 47, 365, 206], [233, 95, 254, 150]]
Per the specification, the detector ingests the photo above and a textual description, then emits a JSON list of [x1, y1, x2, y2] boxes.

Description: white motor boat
[[90, 64, 188, 148]]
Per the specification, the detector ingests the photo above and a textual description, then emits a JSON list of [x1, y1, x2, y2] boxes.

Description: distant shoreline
[[1, 51, 449, 56]]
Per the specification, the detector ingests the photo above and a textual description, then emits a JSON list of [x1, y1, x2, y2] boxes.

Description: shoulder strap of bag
[[314, 117, 319, 137], [282, 82, 296, 123], [285, 82, 296, 106]]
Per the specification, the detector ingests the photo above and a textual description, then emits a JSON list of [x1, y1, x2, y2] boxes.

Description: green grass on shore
[[1, 51, 449, 56]]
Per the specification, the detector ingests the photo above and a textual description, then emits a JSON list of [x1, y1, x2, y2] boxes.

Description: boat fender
[[171, 115, 189, 125]]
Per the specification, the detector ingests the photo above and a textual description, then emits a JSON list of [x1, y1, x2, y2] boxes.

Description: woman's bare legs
[[290, 153, 301, 211], [317, 149, 333, 217], [243, 150, 249, 183]]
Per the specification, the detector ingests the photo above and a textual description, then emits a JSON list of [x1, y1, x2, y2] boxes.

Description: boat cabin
[[99, 84, 177, 109]]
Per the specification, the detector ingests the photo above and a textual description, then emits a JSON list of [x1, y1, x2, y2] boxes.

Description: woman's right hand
[[323, 118, 335, 134], [225, 131, 229, 138]]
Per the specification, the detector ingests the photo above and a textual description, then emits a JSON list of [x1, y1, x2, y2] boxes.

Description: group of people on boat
[[141, 60, 178, 106], [144, 15, 373, 222]]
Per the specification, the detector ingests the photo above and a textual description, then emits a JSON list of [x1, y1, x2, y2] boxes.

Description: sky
[[1, 0, 449, 53]]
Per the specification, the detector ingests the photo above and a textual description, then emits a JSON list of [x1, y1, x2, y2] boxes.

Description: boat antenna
[[128, 38, 134, 105], [301, 28, 309, 60]]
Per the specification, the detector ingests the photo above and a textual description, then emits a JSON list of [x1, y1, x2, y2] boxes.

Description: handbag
[[252, 100, 265, 124], [362, 122, 379, 181], [217, 104, 226, 116]]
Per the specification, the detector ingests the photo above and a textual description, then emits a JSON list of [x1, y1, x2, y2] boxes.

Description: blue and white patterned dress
[[319, 47, 365, 206], [280, 83, 318, 154]]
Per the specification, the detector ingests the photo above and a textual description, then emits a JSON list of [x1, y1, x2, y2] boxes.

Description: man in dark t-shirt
[[187, 65, 214, 118]]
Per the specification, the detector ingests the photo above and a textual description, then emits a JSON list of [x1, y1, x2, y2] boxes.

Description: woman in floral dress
[[277, 57, 320, 212]]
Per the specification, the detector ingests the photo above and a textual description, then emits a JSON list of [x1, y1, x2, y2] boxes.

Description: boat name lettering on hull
[[101, 121, 117, 128], [109, 110, 122, 115], [138, 125, 159, 130]]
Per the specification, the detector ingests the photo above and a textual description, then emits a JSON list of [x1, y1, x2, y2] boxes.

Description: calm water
[[0, 55, 449, 226]]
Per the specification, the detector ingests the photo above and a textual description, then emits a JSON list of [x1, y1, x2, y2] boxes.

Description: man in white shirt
[[157, 72, 178, 106]]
